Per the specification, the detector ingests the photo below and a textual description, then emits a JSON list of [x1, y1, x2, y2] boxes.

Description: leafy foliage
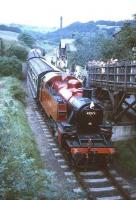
[[0, 56, 22, 79], [67, 22, 136, 67], [0, 78, 48, 199], [18, 32, 35, 47], [6, 44, 28, 61], [101, 23, 136, 60], [118, 23, 136, 48], [114, 139, 136, 177], [0, 38, 5, 56], [67, 34, 108, 67], [0, 108, 53, 199], [10, 84, 27, 105]]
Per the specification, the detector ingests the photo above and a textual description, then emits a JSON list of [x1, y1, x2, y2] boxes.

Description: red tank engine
[[27, 49, 115, 166]]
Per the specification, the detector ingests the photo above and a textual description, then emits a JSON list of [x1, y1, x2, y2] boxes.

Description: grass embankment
[[0, 77, 81, 200], [0, 77, 51, 199], [114, 139, 136, 177]]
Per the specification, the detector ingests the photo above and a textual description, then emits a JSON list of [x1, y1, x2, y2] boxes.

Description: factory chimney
[[60, 16, 63, 29]]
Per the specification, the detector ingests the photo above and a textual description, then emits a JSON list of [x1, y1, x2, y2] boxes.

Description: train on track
[[27, 49, 115, 166]]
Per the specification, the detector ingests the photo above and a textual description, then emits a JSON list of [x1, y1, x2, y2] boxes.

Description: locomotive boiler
[[27, 49, 115, 166]]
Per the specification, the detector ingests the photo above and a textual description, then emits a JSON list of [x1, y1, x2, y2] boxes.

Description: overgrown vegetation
[[10, 84, 27, 105], [114, 139, 136, 177], [68, 35, 105, 67], [0, 37, 29, 79], [18, 32, 35, 48], [0, 38, 28, 60], [68, 19, 136, 67], [0, 56, 22, 79], [101, 23, 136, 60], [6, 44, 28, 61], [0, 77, 82, 200], [0, 77, 47, 199]]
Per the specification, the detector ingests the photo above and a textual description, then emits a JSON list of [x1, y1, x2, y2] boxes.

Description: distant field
[[0, 30, 18, 41]]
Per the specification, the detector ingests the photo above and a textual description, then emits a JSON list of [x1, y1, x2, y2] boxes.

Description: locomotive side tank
[[39, 71, 67, 121]]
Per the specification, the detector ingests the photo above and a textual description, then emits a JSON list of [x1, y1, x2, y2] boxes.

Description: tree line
[[0, 32, 36, 79], [67, 19, 136, 68]]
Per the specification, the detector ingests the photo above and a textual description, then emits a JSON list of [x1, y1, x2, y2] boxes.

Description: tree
[[100, 22, 136, 60], [0, 56, 22, 79], [0, 38, 4, 56], [18, 32, 35, 48], [68, 35, 108, 67], [6, 44, 28, 61], [117, 23, 136, 48], [67, 19, 136, 64]]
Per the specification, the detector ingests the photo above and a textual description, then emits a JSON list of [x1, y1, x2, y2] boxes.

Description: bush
[[0, 56, 22, 79], [114, 139, 136, 177], [6, 45, 28, 61], [10, 85, 27, 105], [18, 32, 35, 48]]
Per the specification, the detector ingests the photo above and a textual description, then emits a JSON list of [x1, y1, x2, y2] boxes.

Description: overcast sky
[[0, 0, 136, 27]]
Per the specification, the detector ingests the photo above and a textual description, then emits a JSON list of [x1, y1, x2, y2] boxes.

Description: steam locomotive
[[27, 49, 115, 166]]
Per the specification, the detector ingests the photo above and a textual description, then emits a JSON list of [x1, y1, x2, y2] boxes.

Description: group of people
[[87, 59, 118, 69]]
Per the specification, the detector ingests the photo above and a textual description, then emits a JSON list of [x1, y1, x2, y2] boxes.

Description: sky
[[0, 0, 136, 27]]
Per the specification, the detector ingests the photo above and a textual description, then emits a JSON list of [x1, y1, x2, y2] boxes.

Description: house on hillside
[[58, 39, 76, 60]]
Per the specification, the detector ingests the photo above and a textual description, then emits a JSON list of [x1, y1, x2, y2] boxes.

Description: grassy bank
[[0, 77, 82, 200], [0, 77, 50, 199], [114, 139, 136, 177]]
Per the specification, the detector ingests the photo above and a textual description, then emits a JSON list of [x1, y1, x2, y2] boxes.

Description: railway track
[[30, 99, 136, 200]]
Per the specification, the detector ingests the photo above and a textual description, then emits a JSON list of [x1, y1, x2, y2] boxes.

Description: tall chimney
[[60, 16, 63, 29]]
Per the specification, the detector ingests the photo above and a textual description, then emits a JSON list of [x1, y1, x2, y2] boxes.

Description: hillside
[[0, 20, 127, 43], [0, 23, 56, 42], [0, 30, 19, 41], [44, 20, 126, 42]]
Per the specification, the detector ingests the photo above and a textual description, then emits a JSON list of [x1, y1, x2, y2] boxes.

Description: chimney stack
[[60, 16, 63, 29]]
